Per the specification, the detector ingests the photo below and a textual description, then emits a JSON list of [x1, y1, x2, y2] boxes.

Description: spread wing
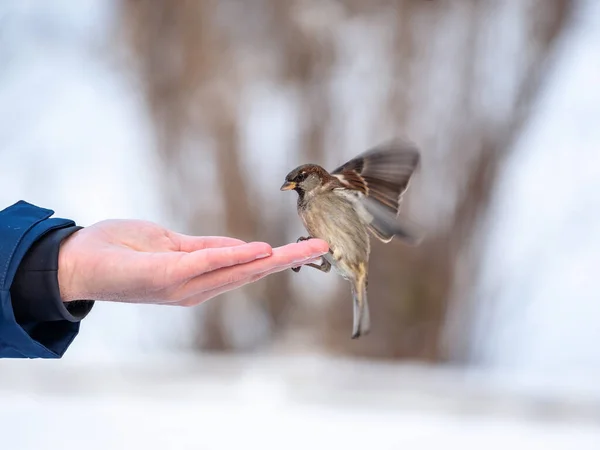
[[331, 138, 422, 244]]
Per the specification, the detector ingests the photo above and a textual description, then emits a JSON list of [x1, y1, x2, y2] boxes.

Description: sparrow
[[280, 139, 422, 339]]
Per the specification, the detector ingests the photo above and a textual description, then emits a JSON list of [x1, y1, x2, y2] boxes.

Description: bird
[[280, 138, 422, 339]]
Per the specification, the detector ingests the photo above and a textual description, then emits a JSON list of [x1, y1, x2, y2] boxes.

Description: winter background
[[1, 1, 600, 449]]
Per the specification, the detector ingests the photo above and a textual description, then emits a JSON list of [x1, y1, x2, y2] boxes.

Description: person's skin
[[57, 219, 329, 307]]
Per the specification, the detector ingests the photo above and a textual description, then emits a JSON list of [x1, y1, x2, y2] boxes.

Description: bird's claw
[[292, 237, 310, 272], [292, 236, 329, 274]]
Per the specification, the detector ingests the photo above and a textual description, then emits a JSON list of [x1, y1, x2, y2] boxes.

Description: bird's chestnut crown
[[280, 164, 327, 193]]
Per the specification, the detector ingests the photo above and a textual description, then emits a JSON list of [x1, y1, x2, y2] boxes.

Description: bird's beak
[[280, 181, 296, 191]]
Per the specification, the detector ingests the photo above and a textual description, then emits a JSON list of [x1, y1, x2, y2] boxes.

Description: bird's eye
[[297, 172, 307, 182]]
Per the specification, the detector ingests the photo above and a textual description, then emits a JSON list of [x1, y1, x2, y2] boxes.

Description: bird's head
[[280, 164, 328, 195]]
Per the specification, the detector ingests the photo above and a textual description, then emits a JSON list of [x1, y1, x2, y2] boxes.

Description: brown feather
[[331, 138, 420, 216]]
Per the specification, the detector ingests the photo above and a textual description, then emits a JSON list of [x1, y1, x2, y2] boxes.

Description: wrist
[[57, 229, 82, 302], [10, 224, 94, 323]]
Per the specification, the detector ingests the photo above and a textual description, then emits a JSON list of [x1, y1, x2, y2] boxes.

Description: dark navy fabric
[[11, 225, 94, 324], [0, 200, 84, 358]]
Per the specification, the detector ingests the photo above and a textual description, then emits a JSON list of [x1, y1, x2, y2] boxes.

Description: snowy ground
[[1, 354, 600, 450]]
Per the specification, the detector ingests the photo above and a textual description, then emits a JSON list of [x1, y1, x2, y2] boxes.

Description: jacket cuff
[[10, 226, 94, 324]]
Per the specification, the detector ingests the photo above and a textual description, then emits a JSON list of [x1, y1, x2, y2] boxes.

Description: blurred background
[[1, 0, 600, 448]]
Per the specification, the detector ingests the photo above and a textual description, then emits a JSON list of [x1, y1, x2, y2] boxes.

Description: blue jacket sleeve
[[0, 200, 92, 358]]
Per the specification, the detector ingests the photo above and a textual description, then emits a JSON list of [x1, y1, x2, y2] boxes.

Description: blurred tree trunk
[[117, 0, 572, 359]]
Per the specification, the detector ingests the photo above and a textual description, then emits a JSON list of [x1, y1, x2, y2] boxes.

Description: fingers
[[273, 238, 330, 260], [172, 233, 247, 252], [171, 239, 329, 299], [174, 241, 273, 280], [198, 240, 328, 289], [176, 256, 323, 306]]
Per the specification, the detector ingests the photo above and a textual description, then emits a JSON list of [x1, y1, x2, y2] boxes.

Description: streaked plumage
[[280, 138, 422, 339]]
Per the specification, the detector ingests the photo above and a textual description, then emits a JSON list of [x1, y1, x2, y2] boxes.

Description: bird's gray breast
[[299, 190, 370, 278]]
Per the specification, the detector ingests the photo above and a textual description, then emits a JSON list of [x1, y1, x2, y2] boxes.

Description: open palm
[[57, 219, 328, 306]]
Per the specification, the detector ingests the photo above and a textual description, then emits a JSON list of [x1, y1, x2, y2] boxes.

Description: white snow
[[1, 355, 599, 450]]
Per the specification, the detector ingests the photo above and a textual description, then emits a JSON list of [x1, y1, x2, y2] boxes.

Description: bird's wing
[[331, 138, 422, 244], [331, 138, 420, 215]]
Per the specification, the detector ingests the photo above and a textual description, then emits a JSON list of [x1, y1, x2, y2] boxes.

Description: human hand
[[57, 219, 328, 306]]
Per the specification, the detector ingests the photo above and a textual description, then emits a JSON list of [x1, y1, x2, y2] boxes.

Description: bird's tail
[[351, 266, 370, 339]]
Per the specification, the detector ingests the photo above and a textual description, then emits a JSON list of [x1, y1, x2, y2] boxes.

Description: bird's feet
[[292, 260, 331, 273], [292, 236, 312, 272], [291, 237, 332, 273]]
